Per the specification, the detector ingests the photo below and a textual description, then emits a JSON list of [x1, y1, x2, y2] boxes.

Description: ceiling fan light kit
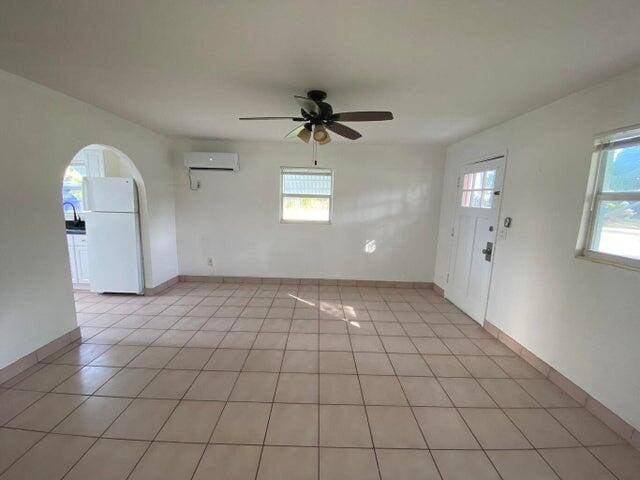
[[239, 90, 393, 144]]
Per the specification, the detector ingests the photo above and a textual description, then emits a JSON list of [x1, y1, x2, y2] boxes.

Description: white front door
[[446, 156, 506, 324]]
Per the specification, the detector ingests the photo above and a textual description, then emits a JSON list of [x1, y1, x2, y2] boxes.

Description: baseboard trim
[[178, 275, 434, 289], [0, 327, 81, 385], [483, 319, 639, 450], [433, 283, 445, 297], [144, 276, 180, 296]]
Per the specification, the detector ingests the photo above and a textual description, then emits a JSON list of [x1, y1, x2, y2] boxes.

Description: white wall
[[173, 140, 445, 282], [0, 69, 178, 369], [434, 66, 640, 429]]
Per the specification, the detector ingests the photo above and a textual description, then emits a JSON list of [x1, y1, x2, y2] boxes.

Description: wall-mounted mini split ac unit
[[184, 152, 239, 171]]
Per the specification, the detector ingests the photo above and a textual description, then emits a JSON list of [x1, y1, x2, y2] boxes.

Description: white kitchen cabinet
[[66, 234, 89, 285]]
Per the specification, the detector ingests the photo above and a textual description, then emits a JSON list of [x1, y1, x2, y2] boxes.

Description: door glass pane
[[282, 196, 331, 222], [483, 170, 496, 189], [461, 191, 470, 207], [591, 200, 640, 260], [470, 191, 482, 208], [463, 174, 472, 189], [473, 172, 484, 189], [481, 190, 493, 208]]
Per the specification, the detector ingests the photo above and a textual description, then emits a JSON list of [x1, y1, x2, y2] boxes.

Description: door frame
[[445, 150, 509, 324]]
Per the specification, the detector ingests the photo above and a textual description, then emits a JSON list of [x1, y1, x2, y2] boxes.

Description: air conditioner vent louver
[[184, 152, 239, 171]]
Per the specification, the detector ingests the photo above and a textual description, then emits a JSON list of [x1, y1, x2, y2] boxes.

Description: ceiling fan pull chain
[[313, 140, 318, 166]]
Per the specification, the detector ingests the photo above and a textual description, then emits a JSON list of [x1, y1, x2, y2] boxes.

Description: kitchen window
[[280, 167, 333, 223], [580, 126, 640, 269], [62, 149, 105, 217]]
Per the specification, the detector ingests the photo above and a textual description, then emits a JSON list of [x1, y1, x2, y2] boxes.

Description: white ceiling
[[1, 0, 640, 144]]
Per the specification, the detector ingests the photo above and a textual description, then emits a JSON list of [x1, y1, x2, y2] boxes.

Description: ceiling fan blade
[[239, 116, 305, 121], [294, 96, 320, 116], [332, 111, 393, 122], [325, 122, 362, 140]]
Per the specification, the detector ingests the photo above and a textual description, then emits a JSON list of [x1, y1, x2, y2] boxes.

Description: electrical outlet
[[207, 257, 213, 267]]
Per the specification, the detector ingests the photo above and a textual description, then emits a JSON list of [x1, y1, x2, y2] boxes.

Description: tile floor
[[1, 282, 639, 479]]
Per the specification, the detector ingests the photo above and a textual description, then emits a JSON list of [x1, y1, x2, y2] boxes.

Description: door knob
[[482, 242, 493, 261]]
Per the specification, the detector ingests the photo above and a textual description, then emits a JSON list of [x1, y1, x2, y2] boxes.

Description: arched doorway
[[62, 144, 148, 293]]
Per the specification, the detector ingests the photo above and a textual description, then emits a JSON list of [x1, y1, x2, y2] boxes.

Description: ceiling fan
[[239, 90, 393, 144]]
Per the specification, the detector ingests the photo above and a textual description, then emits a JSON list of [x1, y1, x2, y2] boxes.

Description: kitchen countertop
[[66, 229, 86, 235]]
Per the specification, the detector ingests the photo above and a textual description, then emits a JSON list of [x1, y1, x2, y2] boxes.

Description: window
[[280, 167, 333, 223], [460, 169, 496, 208], [62, 148, 105, 217], [581, 126, 640, 268]]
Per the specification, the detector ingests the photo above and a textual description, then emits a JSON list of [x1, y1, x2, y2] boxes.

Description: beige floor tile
[[243, 350, 284, 372], [157, 400, 224, 442], [423, 355, 469, 377], [457, 355, 508, 378], [432, 450, 501, 480], [86, 328, 135, 344], [152, 330, 196, 347], [360, 375, 407, 405], [94, 368, 159, 397], [402, 323, 435, 337], [53, 366, 120, 394], [439, 378, 496, 407], [548, 408, 624, 446], [52, 343, 111, 365], [413, 338, 451, 355], [377, 449, 440, 480], [204, 349, 249, 371], [171, 317, 208, 330], [211, 402, 271, 444], [413, 407, 478, 449], [291, 320, 318, 333], [354, 353, 394, 375], [275, 373, 318, 403], [472, 339, 516, 356], [193, 444, 262, 480], [139, 369, 198, 399], [388, 353, 433, 376], [505, 408, 580, 448], [459, 408, 531, 449], [257, 446, 318, 480], [230, 372, 278, 401], [185, 371, 238, 400], [274, 350, 315, 372], [373, 322, 404, 336], [0, 433, 93, 480], [516, 379, 581, 407], [589, 445, 640, 480], [261, 319, 291, 333], [398, 377, 451, 406], [0, 389, 45, 424], [186, 331, 226, 348], [53, 396, 130, 436], [367, 406, 426, 448], [319, 334, 351, 351], [441, 338, 483, 355], [90, 345, 145, 367], [266, 403, 318, 446], [0, 428, 44, 473], [539, 447, 616, 480], [287, 333, 319, 350], [127, 347, 179, 368], [7, 393, 87, 431], [319, 404, 372, 447], [350, 335, 385, 352], [487, 450, 560, 480], [14, 364, 81, 392], [220, 332, 257, 349], [319, 447, 378, 480], [104, 398, 177, 440], [165, 348, 213, 370], [253, 332, 288, 349], [64, 438, 149, 480], [128, 442, 205, 480], [319, 351, 356, 374], [319, 374, 362, 404], [201, 318, 235, 331], [119, 329, 165, 346], [491, 356, 545, 379], [380, 336, 418, 354]]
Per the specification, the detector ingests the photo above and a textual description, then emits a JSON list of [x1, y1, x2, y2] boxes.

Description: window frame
[[580, 127, 640, 270], [279, 166, 334, 225]]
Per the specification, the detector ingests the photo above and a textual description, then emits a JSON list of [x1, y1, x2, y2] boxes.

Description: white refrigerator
[[83, 177, 144, 294]]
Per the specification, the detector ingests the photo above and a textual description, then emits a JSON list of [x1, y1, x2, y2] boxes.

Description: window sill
[[280, 220, 332, 225], [575, 253, 640, 273]]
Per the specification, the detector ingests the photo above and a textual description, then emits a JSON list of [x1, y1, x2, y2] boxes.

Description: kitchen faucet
[[62, 202, 81, 225]]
